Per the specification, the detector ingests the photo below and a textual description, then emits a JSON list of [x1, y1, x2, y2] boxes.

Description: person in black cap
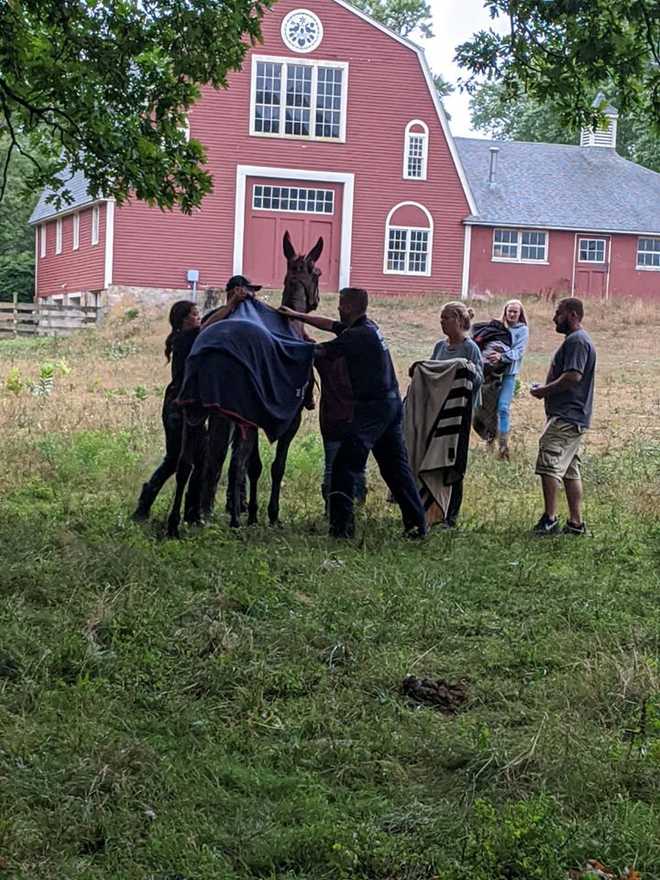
[[202, 275, 261, 327], [280, 287, 427, 539]]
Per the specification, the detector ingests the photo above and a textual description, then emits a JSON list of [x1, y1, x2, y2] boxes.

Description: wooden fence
[[0, 300, 101, 338]]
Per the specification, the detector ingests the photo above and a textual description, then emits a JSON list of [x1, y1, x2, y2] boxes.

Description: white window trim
[[72, 212, 80, 251], [252, 184, 335, 215], [233, 165, 354, 290], [577, 237, 607, 263], [492, 228, 549, 264], [91, 205, 100, 246], [55, 218, 62, 255], [403, 119, 429, 181], [383, 201, 434, 277], [636, 237, 660, 271], [39, 224, 46, 258], [249, 54, 349, 143]]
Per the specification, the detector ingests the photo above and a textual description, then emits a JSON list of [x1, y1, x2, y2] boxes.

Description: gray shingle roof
[[454, 137, 660, 234], [29, 169, 101, 224]]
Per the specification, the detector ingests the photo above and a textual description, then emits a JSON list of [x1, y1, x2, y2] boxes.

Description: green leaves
[[0, 0, 273, 213], [456, 0, 660, 133]]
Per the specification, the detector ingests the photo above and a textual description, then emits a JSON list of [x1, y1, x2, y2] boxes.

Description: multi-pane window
[[55, 218, 62, 254], [73, 212, 80, 251], [578, 238, 606, 262], [91, 205, 99, 245], [316, 67, 343, 138], [253, 185, 334, 214], [521, 230, 547, 261], [637, 237, 660, 269], [254, 61, 282, 134], [285, 64, 312, 135], [252, 58, 346, 140], [493, 228, 547, 262], [493, 228, 518, 259], [386, 228, 430, 274], [403, 121, 429, 180]]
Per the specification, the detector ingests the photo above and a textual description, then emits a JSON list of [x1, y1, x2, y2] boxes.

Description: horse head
[[281, 231, 323, 314]]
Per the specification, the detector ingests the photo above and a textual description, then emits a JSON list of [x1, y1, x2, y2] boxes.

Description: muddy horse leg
[[168, 412, 203, 538], [200, 414, 233, 520], [268, 410, 302, 525], [227, 427, 258, 528], [247, 435, 263, 526]]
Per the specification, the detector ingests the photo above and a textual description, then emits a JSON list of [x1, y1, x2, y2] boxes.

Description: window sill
[[491, 258, 549, 265], [636, 265, 660, 272], [383, 270, 432, 277], [577, 259, 606, 265], [249, 130, 346, 144], [402, 175, 428, 182]]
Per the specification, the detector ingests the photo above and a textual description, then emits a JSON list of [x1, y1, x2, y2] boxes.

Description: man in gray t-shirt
[[530, 298, 597, 536]]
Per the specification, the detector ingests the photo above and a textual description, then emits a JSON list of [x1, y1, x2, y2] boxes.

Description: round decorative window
[[281, 9, 323, 53]]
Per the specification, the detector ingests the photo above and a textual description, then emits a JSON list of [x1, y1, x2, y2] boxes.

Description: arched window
[[384, 202, 433, 276], [403, 120, 429, 180]]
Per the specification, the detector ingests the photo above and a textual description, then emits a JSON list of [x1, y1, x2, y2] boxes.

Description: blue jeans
[[497, 374, 517, 434], [323, 438, 366, 503]]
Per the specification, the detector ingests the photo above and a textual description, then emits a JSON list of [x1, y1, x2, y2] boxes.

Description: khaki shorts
[[535, 417, 585, 481]]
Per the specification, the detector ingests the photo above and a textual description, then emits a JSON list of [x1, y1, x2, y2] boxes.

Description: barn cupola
[[580, 93, 618, 149]]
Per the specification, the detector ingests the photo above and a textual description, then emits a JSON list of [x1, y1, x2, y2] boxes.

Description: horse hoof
[[167, 526, 180, 539], [229, 519, 240, 529]]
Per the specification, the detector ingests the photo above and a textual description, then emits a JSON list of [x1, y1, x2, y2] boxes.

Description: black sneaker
[[405, 525, 428, 540], [562, 521, 587, 536], [531, 513, 560, 536]]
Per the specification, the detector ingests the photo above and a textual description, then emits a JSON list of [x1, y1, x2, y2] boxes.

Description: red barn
[[29, 2, 660, 304]]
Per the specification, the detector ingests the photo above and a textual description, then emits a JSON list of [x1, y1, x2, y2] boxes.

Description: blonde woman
[[485, 299, 529, 459], [410, 301, 483, 528]]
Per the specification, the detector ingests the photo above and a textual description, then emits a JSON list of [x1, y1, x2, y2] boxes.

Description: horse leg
[[200, 414, 232, 520], [247, 435, 263, 526], [184, 421, 208, 525], [228, 427, 257, 528], [268, 410, 301, 525], [167, 414, 199, 538]]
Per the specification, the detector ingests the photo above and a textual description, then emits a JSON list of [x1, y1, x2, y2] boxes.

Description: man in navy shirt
[[281, 287, 427, 539], [530, 297, 597, 536]]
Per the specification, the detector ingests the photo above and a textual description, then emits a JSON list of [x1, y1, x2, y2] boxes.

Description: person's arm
[[202, 288, 253, 328], [531, 336, 588, 399], [278, 305, 337, 333], [488, 325, 529, 366], [467, 342, 484, 396], [530, 371, 582, 399]]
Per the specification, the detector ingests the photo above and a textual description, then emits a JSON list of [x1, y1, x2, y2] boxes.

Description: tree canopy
[[455, 0, 660, 133], [349, 0, 433, 38], [469, 80, 660, 173], [0, 0, 272, 214]]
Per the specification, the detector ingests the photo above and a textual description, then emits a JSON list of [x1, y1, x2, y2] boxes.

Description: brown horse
[[167, 231, 323, 537]]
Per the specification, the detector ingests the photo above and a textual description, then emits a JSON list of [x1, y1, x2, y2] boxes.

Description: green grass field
[[0, 296, 658, 879]]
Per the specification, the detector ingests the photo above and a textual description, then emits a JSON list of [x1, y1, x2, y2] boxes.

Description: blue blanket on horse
[[177, 299, 315, 441]]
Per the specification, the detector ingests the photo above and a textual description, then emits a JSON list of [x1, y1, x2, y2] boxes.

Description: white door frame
[[234, 164, 355, 290]]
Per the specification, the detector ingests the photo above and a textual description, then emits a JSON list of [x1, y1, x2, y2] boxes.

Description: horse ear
[[283, 231, 296, 261], [306, 237, 324, 264]]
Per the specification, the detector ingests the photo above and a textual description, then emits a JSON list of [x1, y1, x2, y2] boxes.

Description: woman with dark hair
[[132, 300, 201, 520]]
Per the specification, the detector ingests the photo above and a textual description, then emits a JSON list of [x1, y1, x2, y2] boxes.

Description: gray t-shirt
[[431, 337, 484, 400], [545, 328, 596, 428]]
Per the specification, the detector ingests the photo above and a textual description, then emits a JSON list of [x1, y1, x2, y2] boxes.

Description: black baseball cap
[[226, 274, 262, 292]]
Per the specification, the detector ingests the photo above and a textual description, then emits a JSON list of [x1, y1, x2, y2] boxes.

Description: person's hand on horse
[[228, 286, 254, 309], [486, 350, 502, 364], [278, 305, 303, 320]]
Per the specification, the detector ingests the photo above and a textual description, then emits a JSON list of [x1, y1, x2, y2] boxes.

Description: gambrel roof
[[455, 137, 660, 235]]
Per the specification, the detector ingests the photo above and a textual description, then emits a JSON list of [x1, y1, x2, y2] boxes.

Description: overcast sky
[[422, 0, 508, 138]]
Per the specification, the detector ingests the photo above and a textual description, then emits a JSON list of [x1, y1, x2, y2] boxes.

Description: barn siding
[[468, 227, 575, 298], [36, 204, 106, 297], [112, 0, 470, 296]]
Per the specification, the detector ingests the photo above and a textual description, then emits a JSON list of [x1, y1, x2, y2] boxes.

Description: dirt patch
[[401, 675, 468, 714]]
